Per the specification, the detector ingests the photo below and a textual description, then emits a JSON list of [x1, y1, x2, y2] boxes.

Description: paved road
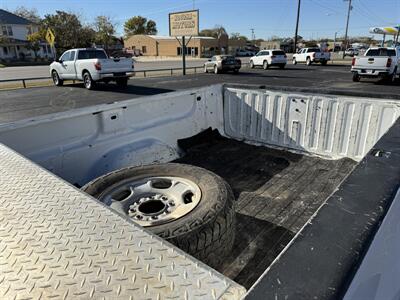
[[1, 64, 399, 123]]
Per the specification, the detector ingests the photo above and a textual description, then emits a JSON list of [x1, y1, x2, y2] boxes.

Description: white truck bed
[[0, 84, 399, 299]]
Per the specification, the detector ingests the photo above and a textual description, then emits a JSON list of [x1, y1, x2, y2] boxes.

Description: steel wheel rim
[[98, 176, 202, 227]]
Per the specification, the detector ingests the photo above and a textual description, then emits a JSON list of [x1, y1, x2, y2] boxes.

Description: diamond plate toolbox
[[0, 144, 246, 300]]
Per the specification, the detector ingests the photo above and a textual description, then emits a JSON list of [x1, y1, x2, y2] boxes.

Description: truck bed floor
[[176, 130, 356, 288]]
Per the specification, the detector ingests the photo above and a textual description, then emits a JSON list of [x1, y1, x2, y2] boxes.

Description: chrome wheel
[[83, 73, 91, 89], [98, 176, 202, 227]]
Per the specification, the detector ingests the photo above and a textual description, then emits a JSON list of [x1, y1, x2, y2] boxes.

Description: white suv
[[249, 49, 287, 69]]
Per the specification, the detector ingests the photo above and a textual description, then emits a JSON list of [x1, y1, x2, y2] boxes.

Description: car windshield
[[272, 50, 285, 55], [221, 56, 235, 60], [366, 48, 396, 57], [77, 50, 107, 59]]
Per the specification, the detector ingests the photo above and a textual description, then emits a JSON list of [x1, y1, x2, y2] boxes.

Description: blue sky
[[2, 0, 399, 39]]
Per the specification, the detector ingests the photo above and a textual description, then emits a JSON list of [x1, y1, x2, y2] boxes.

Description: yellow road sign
[[45, 28, 55, 46]]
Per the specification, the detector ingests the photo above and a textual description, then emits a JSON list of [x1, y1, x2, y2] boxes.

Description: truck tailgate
[[354, 57, 389, 69], [99, 58, 133, 73]]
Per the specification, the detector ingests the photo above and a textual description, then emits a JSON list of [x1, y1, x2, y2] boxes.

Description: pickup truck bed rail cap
[[0, 144, 245, 300], [223, 83, 400, 101]]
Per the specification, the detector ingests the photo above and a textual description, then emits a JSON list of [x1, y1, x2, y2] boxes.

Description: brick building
[[124, 34, 246, 57]]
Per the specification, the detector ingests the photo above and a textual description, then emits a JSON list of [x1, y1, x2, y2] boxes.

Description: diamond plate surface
[[0, 144, 246, 300]]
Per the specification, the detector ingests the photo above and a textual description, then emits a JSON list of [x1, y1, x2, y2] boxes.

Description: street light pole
[[293, 0, 301, 53], [343, 0, 352, 58]]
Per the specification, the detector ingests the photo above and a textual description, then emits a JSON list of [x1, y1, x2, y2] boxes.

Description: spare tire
[[82, 163, 235, 269]]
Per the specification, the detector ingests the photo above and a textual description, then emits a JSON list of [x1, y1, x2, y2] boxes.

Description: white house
[[0, 9, 54, 61]]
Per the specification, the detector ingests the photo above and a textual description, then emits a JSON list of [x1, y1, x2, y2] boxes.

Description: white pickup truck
[[292, 47, 331, 65], [49, 48, 134, 89], [351, 47, 400, 83]]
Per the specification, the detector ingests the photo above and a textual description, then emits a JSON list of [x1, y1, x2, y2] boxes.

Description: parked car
[[344, 48, 359, 57], [50, 48, 135, 90], [204, 55, 241, 74], [249, 49, 287, 69], [236, 49, 254, 57], [351, 47, 400, 83], [292, 47, 331, 65]]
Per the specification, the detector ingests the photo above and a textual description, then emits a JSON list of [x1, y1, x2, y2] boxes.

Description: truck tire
[[389, 68, 397, 84], [352, 73, 361, 82], [249, 60, 254, 68], [82, 163, 236, 269], [321, 60, 327, 66], [214, 65, 219, 74], [116, 77, 128, 87], [306, 57, 312, 66], [83, 71, 95, 90], [263, 60, 269, 70], [292, 58, 297, 65], [51, 70, 63, 86]]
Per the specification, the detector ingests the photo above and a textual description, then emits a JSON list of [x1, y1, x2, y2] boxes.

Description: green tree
[[13, 6, 41, 23], [93, 16, 115, 49], [124, 16, 157, 37], [42, 11, 95, 55], [26, 30, 45, 60], [230, 32, 248, 41], [200, 26, 227, 38]]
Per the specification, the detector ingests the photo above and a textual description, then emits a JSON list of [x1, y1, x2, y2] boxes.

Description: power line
[[357, 0, 388, 24]]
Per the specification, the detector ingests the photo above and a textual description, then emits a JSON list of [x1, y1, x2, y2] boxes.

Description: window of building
[[177, 47, 181, 55], [42, 45, 47, 54], [142, 46, 147, 54], [3, 47, 8, 55], [27, 26, 32, 35], [1, 25, 13, 36]]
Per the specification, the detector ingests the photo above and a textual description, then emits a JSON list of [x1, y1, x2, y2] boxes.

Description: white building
[[0, 9, 54, 61]]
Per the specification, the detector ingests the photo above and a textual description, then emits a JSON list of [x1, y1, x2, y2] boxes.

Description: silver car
[[204, 55, 241, 74]]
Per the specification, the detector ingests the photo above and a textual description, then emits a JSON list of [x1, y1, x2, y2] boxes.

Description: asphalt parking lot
[[1, 63, 399, 123]]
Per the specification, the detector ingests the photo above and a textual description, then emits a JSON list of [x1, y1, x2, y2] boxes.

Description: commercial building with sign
[[124, 34, 246, 57]]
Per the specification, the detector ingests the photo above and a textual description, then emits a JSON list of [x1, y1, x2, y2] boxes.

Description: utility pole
[[250, 28, 255, 42], [343, 0, 352, 58], [293, 0, 301, 53], [334, 32, 338, 52]]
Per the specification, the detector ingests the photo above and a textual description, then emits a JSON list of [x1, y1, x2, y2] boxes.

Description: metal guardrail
[[0, 66, 205, 88]]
